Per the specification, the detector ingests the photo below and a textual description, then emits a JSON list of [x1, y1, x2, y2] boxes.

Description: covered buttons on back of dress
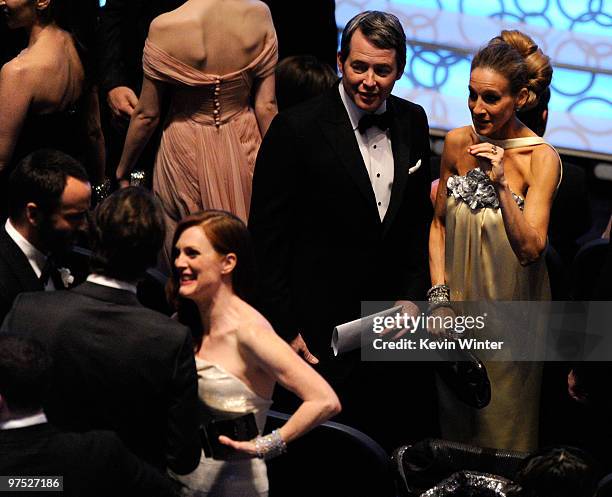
[[214, 78, 222, 127]]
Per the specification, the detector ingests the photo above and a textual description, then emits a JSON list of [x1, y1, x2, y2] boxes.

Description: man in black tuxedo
[[0, 335, 177, 497], [98, 0, 185, 181], [249, 11, 435, 450], [0, 150, 91, 322], [2, 187, 200, 474]]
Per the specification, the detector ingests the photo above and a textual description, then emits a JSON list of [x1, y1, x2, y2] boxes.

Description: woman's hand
[[567, 369, 588, 404], [467, 142, 506, 186], [218, 435, 259, 459]]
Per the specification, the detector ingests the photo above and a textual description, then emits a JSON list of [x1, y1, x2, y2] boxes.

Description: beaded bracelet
[[252, 429, 287, 460], [92, 179, 111, 204], [427, 284, 450, 304]]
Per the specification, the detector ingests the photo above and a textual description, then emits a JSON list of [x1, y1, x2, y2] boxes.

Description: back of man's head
[[7, 149, 89, 222], [509, 447, 598, 497], [0, 335, 51, 416], [90, 187, 165, 281]]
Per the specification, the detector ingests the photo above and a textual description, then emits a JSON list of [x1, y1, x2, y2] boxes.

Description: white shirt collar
[[338, 81, 387, 132], [0, 412, 47, 430], [87, 274, 137, 294], [4, 218, 47, 278]]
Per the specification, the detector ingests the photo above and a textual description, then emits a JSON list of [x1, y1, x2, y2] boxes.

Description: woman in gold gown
[[429, 30, 560, 451]]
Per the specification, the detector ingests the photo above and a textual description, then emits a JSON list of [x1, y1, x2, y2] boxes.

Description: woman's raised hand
[[467, 143, 506, 186]]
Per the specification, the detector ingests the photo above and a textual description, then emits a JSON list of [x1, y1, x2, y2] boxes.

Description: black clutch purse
[[435, 347, 491, 409], [200, 412, 259, 460]]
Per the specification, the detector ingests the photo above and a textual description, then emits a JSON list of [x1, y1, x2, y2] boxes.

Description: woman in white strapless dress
[[168, 210, 341, 496]]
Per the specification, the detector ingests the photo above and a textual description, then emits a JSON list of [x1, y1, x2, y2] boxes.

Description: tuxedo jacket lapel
[[0, 226, 43, 293], [318, 89, 379, 214], [384, 96, 413, 234]]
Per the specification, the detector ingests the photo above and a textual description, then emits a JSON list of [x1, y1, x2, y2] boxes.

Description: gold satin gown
[[438, 133, 561, 452]]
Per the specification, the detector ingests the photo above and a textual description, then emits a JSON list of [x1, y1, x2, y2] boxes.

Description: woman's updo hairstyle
[[471, 30, 552, 111]]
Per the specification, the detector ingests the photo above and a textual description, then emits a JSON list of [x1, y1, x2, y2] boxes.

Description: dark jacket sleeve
[[1, 293, 25, 335], [398, 104, 433, 301], [166, 328, 201, 474], [248, 113, 300, 342], [101, 432, 179, 497], [0, 286, 13, 327], [97, 0, 130, 93]]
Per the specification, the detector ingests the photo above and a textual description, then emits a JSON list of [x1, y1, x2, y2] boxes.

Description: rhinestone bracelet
[[92, 179, 111, 204], [252, 429, 287, 460], [427, 284, 450, 304]]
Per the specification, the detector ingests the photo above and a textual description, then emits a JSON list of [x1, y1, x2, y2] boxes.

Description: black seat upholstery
[[265, 409, 397, 497]]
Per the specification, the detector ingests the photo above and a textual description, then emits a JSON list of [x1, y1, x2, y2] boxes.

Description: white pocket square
[[408, 159, 422, 175]]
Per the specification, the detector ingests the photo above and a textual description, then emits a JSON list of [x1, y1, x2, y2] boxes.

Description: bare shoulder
[[235, 307, 279, 349], [1, 55, 31, 80], [147, 12, 177, 43], [245, 0, 274, 34], [530, 143, 561, 182], [0, 56, 37, 91], [445, 126, 472, 148], [442, 126, 471, 165], [249, 0, 273, 19]]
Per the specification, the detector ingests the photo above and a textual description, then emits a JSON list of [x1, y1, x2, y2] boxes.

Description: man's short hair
[[275, 55, 338, 111], [339, 11, 407, 76], [89, 187, 165, 281], [0, 335, 51, 411], [7, 149, 90, 220], [508, 447, 598, 497]]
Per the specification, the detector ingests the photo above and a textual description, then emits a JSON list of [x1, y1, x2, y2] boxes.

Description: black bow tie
[[358, 111, 392, 134], [39, 257, 63, 289]]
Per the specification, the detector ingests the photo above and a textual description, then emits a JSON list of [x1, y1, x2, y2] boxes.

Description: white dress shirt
[[87, 274, 137, 294], [339, 83, 394, 221], [0, 412, 47, 430], [4, 219, 55, 291]]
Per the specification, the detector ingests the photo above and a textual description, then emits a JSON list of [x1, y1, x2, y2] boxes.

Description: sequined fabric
[[446, 168, 525, 211], [175, 358, 272, 496], [421, 471, 512, 496]]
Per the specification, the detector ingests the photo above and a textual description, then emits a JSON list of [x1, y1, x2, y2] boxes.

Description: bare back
[[148, 0, 273, 75], [16, 27, 85, 114]]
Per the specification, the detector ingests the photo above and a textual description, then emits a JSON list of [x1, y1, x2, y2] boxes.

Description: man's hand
[[380, 300, 420, 340], [107, 86, 138, 123], [289, 333, 319, 364], [427, 305, 456, 338]]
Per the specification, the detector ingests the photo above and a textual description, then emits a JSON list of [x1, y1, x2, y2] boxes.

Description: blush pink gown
[[142, 34, 277, 269]]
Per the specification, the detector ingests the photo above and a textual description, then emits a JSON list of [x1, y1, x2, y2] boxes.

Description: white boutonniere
[[58, 267, 75, 288]]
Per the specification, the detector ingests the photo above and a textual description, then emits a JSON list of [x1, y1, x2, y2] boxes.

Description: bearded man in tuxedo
[[0, 150, 90, 322]]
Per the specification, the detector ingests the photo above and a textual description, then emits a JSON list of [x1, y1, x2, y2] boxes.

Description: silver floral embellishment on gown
[[447, 168, 524, 210]]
